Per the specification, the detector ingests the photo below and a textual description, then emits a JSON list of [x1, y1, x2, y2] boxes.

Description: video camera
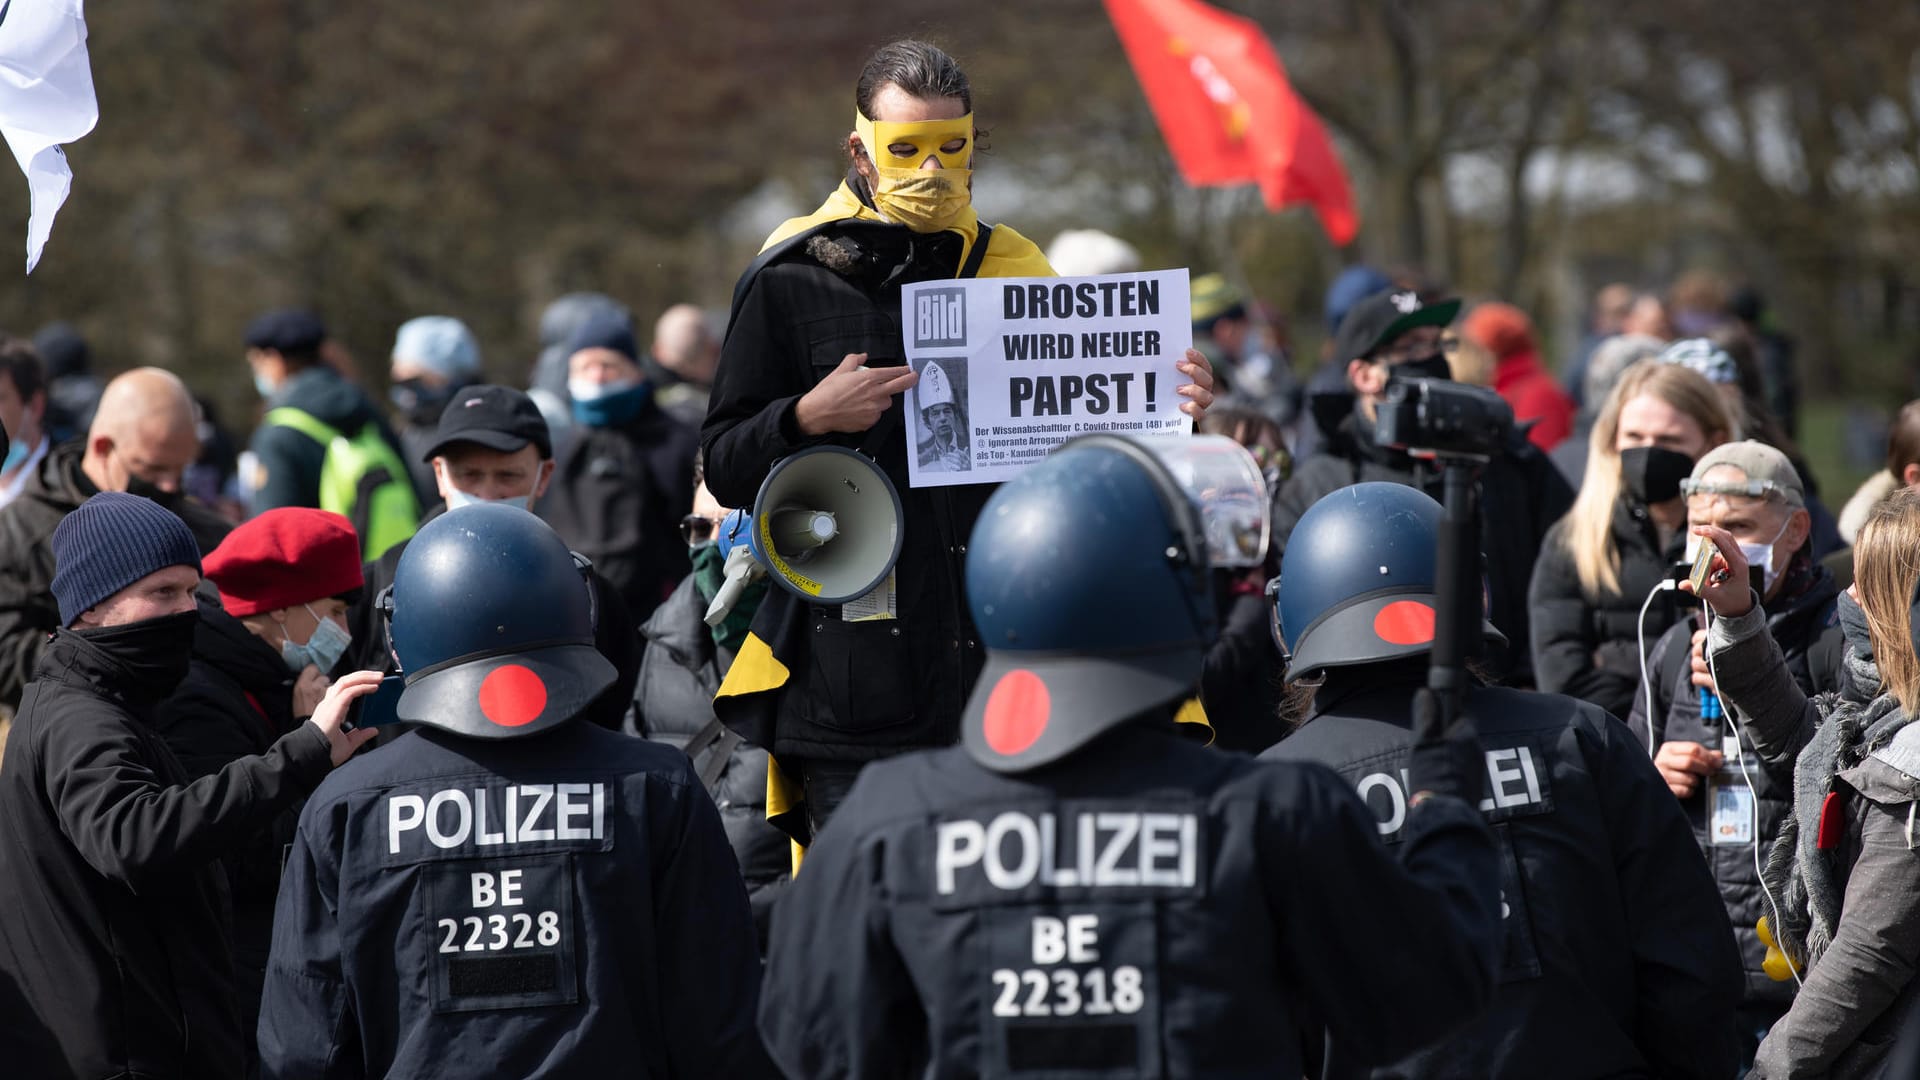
[[1374, 376, 1516, 461]]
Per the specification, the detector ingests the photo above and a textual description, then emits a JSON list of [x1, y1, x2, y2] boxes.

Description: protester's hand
[[291, 664, 330, 720], [1654, 740, 1723, 799], [1688, 628, 1716, 690], [1679, 524, 1754, 618], [306, 670, 383, 767], [1176, 348, 1216, 419], [795, 353, 919, 436]]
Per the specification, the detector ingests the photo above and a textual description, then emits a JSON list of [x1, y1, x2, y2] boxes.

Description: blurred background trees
[[3, 0, 1916, 486]]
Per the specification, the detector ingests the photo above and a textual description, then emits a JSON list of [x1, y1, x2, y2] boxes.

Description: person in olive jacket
[[0, 492, 375, 1080]]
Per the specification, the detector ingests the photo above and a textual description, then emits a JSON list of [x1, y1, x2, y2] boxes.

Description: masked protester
[[629, 460, 789, 949], [702, 39, 1218, 838], [388, 315, 483, 502], [759, 436, 1502, 1077], [1626, 442, 1845, 1066], [245, 308, 421, 560], [258, 505, 775, 1077], [537, 313, 699, 629], [1529, 362, 1737, 718], [1695, 486, 1920, 1078], [0, 367, 232, 708], [0, 492, 376, 1080], [1266, 481, 1743, 1079], [148, 507, 366, 1059], [1272, 287, 1572, 685], [343, 384, 640, 729]]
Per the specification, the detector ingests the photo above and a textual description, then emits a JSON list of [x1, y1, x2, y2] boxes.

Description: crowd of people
[[0, 35, 1917, 1080]]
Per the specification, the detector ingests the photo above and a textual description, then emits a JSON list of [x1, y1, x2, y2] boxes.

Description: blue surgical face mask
[[444, 486, 531, 513], [2, 435, 28, 473], [282, 604, 351, 674], [254, 371, 279, 400]]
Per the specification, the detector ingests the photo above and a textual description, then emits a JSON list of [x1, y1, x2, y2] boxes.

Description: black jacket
[[702, 222, 992, 760], [257, 721, 774, 1079], [249, 366, 410, 515], [1266, 670, 1744, 1080], [759, 725, 1502, 1079], [152, 587, 309, 1035], [0, 629, 333, 1080], [0, 440, 232, 707], [1271, 396, 1573, 685], [1529, 497, 1688, 718], [1199, 572, 1287, 753], [538, 401, 698, 627], [1628, 558, 1842, 1004], [631, 575, 790, 946]]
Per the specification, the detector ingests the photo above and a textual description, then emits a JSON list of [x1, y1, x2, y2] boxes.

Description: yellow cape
[[759, 181, 1054, 279]]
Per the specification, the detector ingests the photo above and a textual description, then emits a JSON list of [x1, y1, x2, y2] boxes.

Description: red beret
[[1461, 302, 1537, 360], [204, 508, 364, 617]]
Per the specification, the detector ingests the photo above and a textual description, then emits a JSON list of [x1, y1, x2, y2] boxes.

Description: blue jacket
[[258, 720, 774, 1078]]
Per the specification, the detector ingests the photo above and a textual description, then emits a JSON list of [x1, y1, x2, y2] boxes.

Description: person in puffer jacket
[[629, 464, 789, 947], [1628, 441, 1843, 1064]]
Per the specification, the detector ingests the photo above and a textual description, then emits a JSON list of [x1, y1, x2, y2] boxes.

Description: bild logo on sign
[[915, 287, 967, 348]]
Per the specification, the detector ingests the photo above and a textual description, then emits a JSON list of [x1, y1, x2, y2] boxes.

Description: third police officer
[[759, 436, 1504, 1077], [1264, 481, 1744, 1078]]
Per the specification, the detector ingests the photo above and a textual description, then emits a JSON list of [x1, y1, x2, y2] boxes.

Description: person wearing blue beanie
[[0, 491, 381, 1079]]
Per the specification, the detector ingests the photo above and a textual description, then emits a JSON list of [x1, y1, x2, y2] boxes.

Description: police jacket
[[152, 586, 311, 1031], [1271, 399, 1572, 685], [1265, 667, 1744, 1080], [1528, 497, 1687, 718], [0, 440, 231, 706], [632, 574, 790, 945], [702, 220, 999, 761], [1628, 558, 1841, 1005], [759, 724, 1503, 1079], [538, 400, 699, 627], [0, 629, 333, 1080], [257, 719, 774, 1079]]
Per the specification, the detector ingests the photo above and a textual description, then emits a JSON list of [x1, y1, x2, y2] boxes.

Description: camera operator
[[1272, 288, 1571, 684], [1265, 474, 1741, 1079]]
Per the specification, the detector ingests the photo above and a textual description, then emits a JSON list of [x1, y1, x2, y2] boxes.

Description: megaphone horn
[[749, 446, 904, 605]]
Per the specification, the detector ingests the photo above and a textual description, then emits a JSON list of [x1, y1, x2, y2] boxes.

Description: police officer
[[258, 504, 772, 1077], [759, 436, 1504, 1077], [1263, 481, 1744, 1079]]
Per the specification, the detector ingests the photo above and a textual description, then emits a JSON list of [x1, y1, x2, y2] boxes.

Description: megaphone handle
[[704, 549, 761, 627]]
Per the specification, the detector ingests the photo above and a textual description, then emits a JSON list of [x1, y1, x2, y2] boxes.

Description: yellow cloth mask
[[854, 111, 974, 233]]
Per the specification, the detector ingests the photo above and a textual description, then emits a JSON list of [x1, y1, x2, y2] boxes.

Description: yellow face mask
[[854, 111, 974, 233]]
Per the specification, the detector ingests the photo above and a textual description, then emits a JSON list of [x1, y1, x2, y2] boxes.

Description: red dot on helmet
[[478, 664, 547, 727], [1374, 600, 1436, 646], [983, 669, 1049, 756]]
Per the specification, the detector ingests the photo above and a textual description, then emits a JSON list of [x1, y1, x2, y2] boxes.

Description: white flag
[[0, 0, 97, 273]]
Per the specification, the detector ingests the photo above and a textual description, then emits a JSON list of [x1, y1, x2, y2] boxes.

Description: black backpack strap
[[959, 221, 994, 279]]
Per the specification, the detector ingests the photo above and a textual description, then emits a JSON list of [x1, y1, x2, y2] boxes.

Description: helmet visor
[[1156, 435, 1271, 568]]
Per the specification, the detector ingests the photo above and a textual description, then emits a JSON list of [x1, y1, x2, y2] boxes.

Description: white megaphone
[[703, 445, 905, 625]]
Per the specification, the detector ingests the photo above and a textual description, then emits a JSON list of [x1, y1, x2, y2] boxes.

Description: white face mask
[[567, 375, 639, 403], [444, 486, 530, 513], [1736, 516, 1794, 595]]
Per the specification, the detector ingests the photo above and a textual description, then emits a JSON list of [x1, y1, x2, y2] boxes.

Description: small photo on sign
[[913, 356, 971, 474]]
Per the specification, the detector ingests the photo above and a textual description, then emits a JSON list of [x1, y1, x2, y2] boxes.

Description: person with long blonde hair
[[1528, 362, 1737, 717], [1695, 486, 1920, 1077]]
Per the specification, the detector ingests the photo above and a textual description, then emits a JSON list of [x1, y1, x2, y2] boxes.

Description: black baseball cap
[[244, 309, 328, 354], [1332, 288, 1462, 363], [420, 385, 553, 461]]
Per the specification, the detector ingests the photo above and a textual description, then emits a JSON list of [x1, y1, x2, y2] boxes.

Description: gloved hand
[[1407, 687, 1485, 810]]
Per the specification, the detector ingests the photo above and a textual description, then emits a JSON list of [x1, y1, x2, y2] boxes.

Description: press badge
[[427, 853, 577, 1013], [841, 572, 897, 621], [1709, 776, 1755, 846]]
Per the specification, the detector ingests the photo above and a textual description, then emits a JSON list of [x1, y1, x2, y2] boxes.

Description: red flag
[[1104, 0, 1359, 245]]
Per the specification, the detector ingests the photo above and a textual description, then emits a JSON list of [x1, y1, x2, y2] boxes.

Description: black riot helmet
[[1272, 482, 1502, 681], [962, 434, 1269, 772], [384, 503, 614, 738]]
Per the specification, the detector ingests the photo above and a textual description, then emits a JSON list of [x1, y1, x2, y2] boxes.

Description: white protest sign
[[899, 269, 1193, 488]]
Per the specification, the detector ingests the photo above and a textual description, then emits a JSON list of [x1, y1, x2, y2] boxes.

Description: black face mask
[[1387, 354, 1453, 383], [390, 378, 464, 427], [1619, 445, 1694, 505], [73, 610, 200, 701]]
